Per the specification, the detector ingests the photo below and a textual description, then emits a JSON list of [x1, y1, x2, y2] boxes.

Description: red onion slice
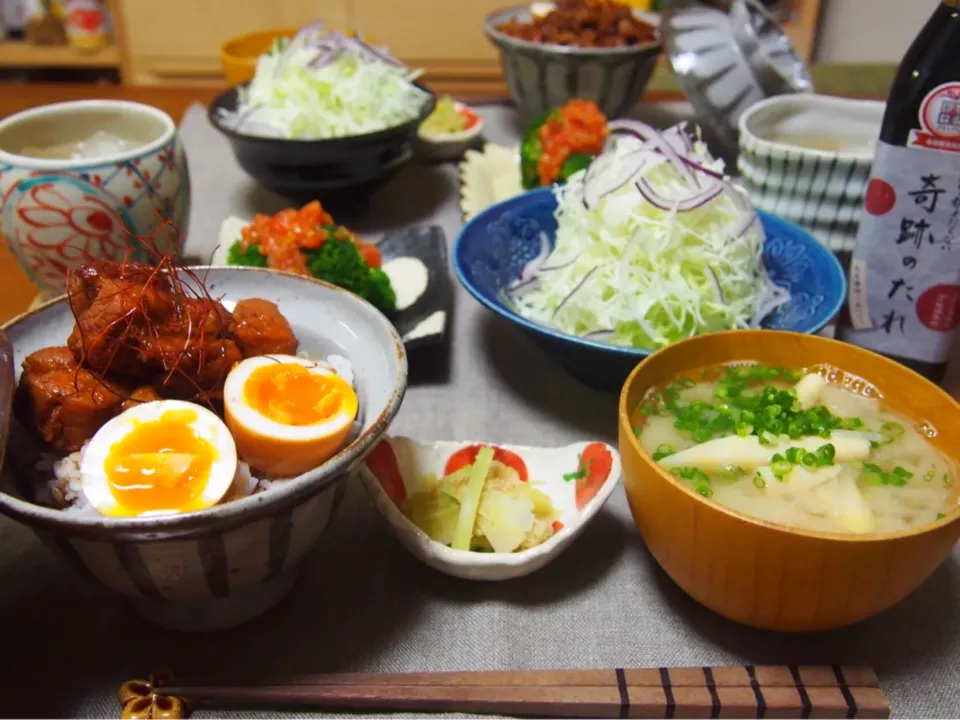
[[506, 277, 540, 297], [707, 266, 725, 305], [662, 123, 695, 154], [727, 190, 759, 238], [677, 157, 724, 181], [583, 147, 655, 209], [307, 45, 342, 68], [508, 231, 551, 288], [540, 250, 582, 273], [551, 265, 604, 322], [352, 33, 405, 68], [582, 329, 616, 341], [636, 178, 724, 212], [608, 119, 700, 189], [274, 21, 326, 74]]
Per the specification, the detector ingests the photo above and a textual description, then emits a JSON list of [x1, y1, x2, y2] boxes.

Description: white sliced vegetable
[[221, 35, 429, 140], [658, 433, 870, 472], [815, 475, 876, 533], [831, 428, 885, 444], [451, 446, 494, 551], [405, 490, 460, 545], [511, 124, 789, 350], [793, 373, 827, 410], [820, 384, 881, 417], [756, 464, 842, 495], [476, 490, 535, 553]]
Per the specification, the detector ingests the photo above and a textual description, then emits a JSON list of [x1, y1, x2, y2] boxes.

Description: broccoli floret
[[303, 232, 397, 314], [559, 152, 593, 182], [227, 240, 268, 267], [520, 109, 554, 190]]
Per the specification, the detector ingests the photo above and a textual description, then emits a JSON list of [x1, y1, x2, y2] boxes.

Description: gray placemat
[[0, 103, 958, 720]]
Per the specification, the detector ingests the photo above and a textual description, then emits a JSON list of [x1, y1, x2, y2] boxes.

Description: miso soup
[[633, 363, 958, 535]]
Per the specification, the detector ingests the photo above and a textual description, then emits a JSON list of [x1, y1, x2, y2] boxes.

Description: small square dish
[[358, 435, 622, 580], [215, 217, 451, 350]]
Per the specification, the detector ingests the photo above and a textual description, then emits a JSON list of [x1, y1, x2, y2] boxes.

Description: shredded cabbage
[[221, 32, 430, 140], [512, 131, 789, 350]]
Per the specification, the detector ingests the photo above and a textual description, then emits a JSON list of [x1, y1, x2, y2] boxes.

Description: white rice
[[34, 353, 357, 515]]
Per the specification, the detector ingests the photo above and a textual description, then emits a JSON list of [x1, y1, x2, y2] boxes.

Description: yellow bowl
[[618, 329, 960, 632]]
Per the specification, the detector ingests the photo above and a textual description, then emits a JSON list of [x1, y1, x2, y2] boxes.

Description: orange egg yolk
[[243, 363, 353, 426], [104, 408, 216, 514]]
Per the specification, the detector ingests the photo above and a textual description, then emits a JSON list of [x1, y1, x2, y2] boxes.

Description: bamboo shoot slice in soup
[[633, 363, 959, 534]]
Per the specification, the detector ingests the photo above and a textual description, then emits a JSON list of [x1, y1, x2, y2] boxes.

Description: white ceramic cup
[[0, 100, 190, 297]]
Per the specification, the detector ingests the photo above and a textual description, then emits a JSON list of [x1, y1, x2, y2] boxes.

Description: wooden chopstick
[[143, 665, 889, 719]]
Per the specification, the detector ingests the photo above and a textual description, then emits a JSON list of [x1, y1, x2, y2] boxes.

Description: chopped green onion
[[691, 427, 713, 443], [800, 452, 819, 470], [878, 421, 906, 445], [815, 443, 836, 465], [771, 460, 792, 479], [753, 473, 766, 489], [652, 444, 674, 462], [859, 462, 913, 487], [717, 465, 745, 481]]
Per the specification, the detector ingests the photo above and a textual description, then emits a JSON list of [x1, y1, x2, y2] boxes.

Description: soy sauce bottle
[[838, 0, 960, 384]]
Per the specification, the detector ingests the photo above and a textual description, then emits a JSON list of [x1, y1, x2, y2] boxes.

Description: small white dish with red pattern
[[358, 435, 621, 580]]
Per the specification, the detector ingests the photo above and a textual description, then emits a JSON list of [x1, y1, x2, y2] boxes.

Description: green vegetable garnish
[[816, 443, 836, 465], [303, 232, 397, 314], [520, 110, 552, 190], [673, 466, 712, 497], [800, 452, 819, 471], [882, 421, 905, 440], [860, 462, 914, 487], [562, 452, 595, 486], [226, 224, 396, 314], [227, 241, 269, 267], [647, 366, 849, 446], [652, 444, 674, 462], [421, 96, 469, 135], [559, 152, 593, 182], [451, 446, 494, 551]]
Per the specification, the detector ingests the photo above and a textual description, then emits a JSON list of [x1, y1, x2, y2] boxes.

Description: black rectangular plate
[[379, 225, 451, 351]]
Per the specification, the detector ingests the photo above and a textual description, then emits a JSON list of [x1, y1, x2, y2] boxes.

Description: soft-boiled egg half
[[80, 399, 238, 518], [224, 354, 359, 477]]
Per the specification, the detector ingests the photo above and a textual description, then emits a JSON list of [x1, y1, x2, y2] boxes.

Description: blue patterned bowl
[[453, 187, 846, 391]]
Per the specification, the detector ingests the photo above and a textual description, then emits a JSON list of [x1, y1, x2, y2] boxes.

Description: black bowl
[[209, 84, 436, 207]]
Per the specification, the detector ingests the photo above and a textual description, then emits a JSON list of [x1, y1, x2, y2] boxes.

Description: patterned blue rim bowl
[[453, 187, 847, 392]]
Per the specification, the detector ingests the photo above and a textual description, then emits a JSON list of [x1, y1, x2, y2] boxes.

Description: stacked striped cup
[[737, 94, 885, 260]]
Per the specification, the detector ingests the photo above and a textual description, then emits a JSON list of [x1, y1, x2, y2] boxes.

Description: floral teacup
[[0, 100, 190, 297]]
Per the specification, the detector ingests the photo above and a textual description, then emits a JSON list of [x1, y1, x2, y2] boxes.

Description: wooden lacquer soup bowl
[[618, 329, 960, 632]]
